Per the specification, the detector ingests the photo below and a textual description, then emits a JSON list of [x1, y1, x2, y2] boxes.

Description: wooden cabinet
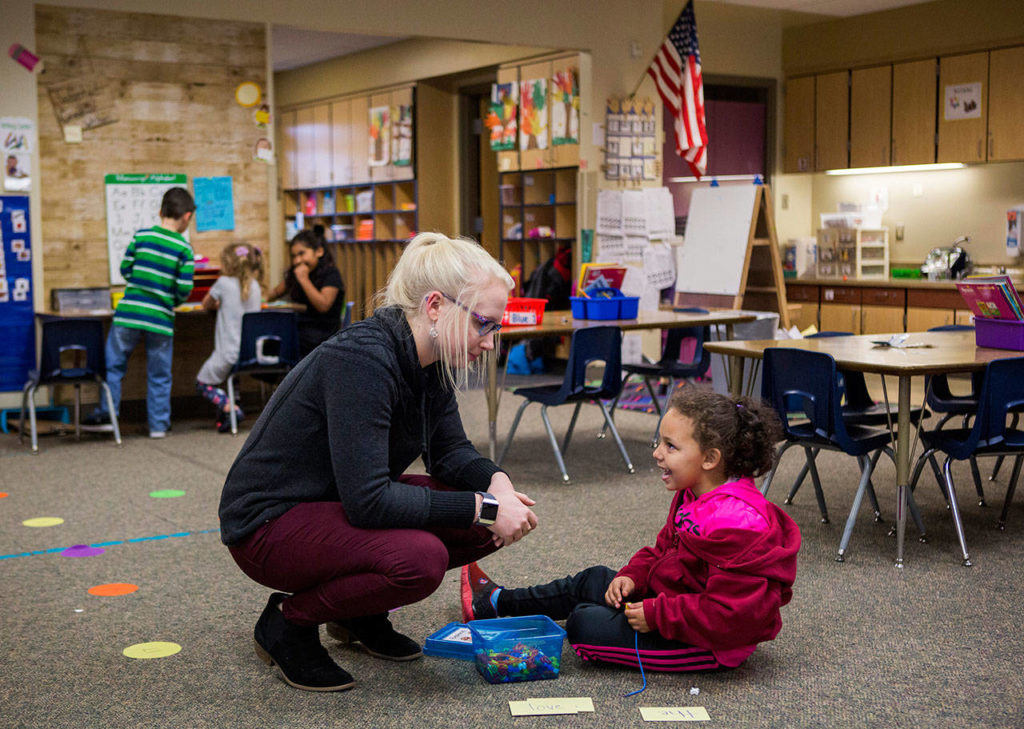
[[937, 52, 988, 163], [820, 286, 862, 334], [850, 65, 891, 168], [369, 87, 415, 182], [502, 54, 580, 173], [891, 59, 937, 166], [861, 287, 904, 334], [330, 99, 353, 186], [987, 45, 1024, 162], [783, 76, 815, 173], [278, 109, 298, 190], [499, 167, 576, 288], [815, 71, 849, 171], [786, 284, 819, 331]]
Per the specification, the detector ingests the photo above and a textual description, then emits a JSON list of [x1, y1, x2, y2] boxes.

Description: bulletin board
[[0, 195, 35, 392], [104, 173, 188, 285], [675, 185, 758, 296]]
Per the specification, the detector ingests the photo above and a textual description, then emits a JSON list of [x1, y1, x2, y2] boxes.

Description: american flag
[[647, 1, 707, 178]]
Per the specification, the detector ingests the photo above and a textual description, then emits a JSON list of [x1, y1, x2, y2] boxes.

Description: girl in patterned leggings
[[463, 387, 801, 673]]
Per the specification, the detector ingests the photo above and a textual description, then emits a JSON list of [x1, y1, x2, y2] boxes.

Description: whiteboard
[[675, 185, 758, 296], [105, 173, 188, 285]]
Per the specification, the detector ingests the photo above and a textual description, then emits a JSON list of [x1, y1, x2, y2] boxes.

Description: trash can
[[708, 311, 779, 399]]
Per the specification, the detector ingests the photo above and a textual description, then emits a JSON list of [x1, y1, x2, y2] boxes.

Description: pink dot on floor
[[62, 544, 105, 558]]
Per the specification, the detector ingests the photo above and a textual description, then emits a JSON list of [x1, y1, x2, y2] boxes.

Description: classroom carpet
[[1, 385, 1022, 728]]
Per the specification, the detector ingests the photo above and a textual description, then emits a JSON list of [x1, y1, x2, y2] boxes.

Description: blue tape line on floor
[[0, 528, 221, 561]]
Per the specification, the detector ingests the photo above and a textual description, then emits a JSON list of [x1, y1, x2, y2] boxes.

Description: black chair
[[226, 311, 300, 434], [20, 318, 121, 454], [604, 307, 711, 447], [761, 347, 925, 562], [498, 325, 634, 483], [910, 356, 1024, 566]]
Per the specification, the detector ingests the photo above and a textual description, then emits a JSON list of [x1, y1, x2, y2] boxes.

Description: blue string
[[623, 631, 647, 697]]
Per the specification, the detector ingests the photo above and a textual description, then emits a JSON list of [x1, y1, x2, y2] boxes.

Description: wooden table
[[484, 309, 757, 460], [704, 330, 1017, 566]]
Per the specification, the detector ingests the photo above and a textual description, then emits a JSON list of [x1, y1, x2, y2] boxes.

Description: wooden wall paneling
[[783, 76, 815, 173], [850, 65, 892, 168], [496, 65, 520, 172], [330, 99, 352, 185], [815, 71, 850, 171], [937, 52, 989, 163], [550, 55, 580, 168], [518, 60, 552, 171], [391, 86, 415, 182], [892, 59, 937, 165], [987, 45, 1024, 162], [350, 95, 371, 184], [311, 103, 332, 187]]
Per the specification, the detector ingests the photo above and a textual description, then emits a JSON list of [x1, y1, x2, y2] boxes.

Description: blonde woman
[[219, 232, 538, 692]]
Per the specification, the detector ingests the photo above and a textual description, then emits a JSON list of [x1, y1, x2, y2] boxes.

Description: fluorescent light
[[666, 174, 762, 183], [824, 163, 966, 176]]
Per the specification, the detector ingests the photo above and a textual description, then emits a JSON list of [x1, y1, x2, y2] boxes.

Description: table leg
[[895, 375, 911, 568], [729, 356, 745, 398], [487, 348, 498, 461]]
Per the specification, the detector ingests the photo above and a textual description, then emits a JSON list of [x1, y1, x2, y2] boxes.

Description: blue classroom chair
[[226, 311, 300, 435]]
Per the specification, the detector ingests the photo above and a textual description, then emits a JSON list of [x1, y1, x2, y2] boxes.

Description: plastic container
[[975, 318, 1024, 351], [469, 616, 566, 684], [502, 297, 547, 326], [570, 288, 639, 320]]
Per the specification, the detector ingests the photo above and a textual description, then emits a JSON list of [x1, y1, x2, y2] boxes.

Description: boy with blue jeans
[[85, 187, 195, 437]]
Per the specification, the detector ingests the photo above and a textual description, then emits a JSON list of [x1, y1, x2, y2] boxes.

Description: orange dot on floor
[[0, 492, 9, 498], [88, 583, 139, 597]]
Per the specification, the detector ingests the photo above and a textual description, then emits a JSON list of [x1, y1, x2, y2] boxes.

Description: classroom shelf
[[284, 179, 418, 321]]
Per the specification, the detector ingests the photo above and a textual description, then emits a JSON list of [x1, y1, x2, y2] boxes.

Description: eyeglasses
[[440, 292, 502, 336]]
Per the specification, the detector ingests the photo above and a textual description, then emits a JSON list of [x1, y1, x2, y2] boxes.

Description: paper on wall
[[643, 243, 676, 290], [644, 187, 675, 240], [622, 190, 646, 236], [596, 189, 623, 235], [625, 235, 647, 260], [596, 234, 625, 262]]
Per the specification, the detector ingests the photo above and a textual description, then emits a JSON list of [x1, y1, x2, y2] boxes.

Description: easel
[[673, 183, 790, 329]]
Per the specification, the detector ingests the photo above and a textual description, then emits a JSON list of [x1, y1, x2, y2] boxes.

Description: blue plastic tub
[[570, 294, 639, 320]]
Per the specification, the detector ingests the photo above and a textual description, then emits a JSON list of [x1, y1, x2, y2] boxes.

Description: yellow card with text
[[508, 700, 577, 716], [640, 706, 711, 722]]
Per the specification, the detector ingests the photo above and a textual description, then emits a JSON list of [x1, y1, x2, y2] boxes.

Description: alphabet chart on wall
[[104, 173, 188, 285]]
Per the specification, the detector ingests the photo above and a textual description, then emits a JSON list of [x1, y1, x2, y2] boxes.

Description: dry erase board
[[675, 185, 758, 296], [105, 173, 188, 285]]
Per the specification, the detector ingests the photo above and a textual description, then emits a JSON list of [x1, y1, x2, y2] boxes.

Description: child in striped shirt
[[84, 187, 195, 438]]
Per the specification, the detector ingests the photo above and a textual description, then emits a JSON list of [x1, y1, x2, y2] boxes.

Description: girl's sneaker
[[460, 562, 501, 622]]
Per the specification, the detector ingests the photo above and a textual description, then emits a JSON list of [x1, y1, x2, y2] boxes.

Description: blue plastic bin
[[570, 287, 639, 320]]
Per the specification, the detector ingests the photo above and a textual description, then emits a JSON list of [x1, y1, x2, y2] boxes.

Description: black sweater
[[218, 306, 501, 545]]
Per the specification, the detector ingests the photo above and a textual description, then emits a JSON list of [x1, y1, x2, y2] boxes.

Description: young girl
[[195, 243, 263, 432], [268, 229, 345, 357], [463, 386, 800, 673]]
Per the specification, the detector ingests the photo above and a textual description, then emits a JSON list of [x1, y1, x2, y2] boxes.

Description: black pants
[[497, 565, 724, 672]]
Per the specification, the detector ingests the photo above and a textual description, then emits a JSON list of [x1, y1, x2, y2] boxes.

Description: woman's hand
[[485, 472, 537, 547], [624, 601, 651, 633], [604, 575, 635, 609]]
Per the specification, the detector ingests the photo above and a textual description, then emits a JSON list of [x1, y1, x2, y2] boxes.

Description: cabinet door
[[519, 59, 552, 171], [294, 106, 315, 189], [350, 95, 370, 184], [783, 76, 814, 173], [370, 92, 393, 182], [938, 52, 988, 163], [907, 306, 954, 331], [861, 305, 904, 335], [278, 109, 298, 190], [391, 86, 415, 181], [815, 71, 849, 171], [820, 303, 861, 334], [330, 99, 352, 186], [987, 46, 1024, 162], [892, 59, 937, 166], [496, 65, 520, 172], [550, 55, 580, 168], [850, 65, 891, 168], [311, 104, 332, 188]]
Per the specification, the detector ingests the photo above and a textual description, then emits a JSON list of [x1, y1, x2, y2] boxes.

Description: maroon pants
[[228, 475, 498, 626]]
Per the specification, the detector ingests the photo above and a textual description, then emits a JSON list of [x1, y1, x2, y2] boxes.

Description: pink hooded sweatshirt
[[616, 477, 801, 667]]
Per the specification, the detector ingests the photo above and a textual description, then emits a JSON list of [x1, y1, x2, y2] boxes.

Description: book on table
[[955, 274, 1024, 321]]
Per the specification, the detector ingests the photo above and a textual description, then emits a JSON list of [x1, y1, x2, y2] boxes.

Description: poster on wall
[[944, 82, 982, 120], [193, 176, 235, 232], [0, 195, 36, 392], [2, 117, 34, 192], [551, 69, 579, 146], [369, 106, 391, 167], [604, 98, 656, 182], [392, 103, 413, 167], [104, 173, 188, 285], [486, 83, 518, 152], [44, 62, 119, 133], [519, 78, 548, 151]]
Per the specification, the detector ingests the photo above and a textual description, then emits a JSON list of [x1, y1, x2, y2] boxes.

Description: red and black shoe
[[460, 562, 501, 622]]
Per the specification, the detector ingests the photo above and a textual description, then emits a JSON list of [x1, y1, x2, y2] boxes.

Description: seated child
[[462, 386, 800, 672]]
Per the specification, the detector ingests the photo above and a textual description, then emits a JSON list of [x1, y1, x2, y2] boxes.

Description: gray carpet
[[1, 385, 1022, 728]]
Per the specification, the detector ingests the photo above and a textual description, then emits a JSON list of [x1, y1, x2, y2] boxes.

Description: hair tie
[[234, 245, 249, 258]]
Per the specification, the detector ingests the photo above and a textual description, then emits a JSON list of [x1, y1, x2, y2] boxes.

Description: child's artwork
[[485, 83, 518, 152], [369, 106, 391, 167], [391, 103, 413, 167], [519, 78, 548, 151], [550, 69, 579, 146]]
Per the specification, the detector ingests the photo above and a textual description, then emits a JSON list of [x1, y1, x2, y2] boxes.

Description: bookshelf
[[498, 167, 577, 291], [284, 179, 418, 321]]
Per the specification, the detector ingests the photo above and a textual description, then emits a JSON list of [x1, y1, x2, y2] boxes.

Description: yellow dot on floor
[[123, 641, 181, 659], [22, 516, 64, 527]]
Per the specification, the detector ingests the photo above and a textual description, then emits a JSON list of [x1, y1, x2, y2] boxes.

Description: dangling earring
[[429, 322, 438, 339]]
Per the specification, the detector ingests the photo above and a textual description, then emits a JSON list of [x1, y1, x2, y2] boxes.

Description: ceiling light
[[824, 163, 966, 176]]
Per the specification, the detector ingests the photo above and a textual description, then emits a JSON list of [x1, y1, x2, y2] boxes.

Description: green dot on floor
[[149, 489, 186, 499]]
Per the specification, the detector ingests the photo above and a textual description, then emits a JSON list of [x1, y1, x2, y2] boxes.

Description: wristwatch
[[475, 492, 499, 526]]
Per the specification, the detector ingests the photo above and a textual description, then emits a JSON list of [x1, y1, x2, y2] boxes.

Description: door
[[987, 45, 1024, 162], [850, 65, 891, 168], [783, 76, 814, 173], [892, 59, 937, 165], [815, 71, 849, 171], [938, 52, 988, 163]]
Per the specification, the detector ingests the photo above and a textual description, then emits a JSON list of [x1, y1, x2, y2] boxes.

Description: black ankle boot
[[253, 592, 355, 691], [326, 613, 422, 661]]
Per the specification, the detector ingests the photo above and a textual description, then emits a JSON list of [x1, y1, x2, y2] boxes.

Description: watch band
[[476, 492, 499, 526]]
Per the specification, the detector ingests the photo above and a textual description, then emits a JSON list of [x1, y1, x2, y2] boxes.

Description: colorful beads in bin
[[475, 642, 560, 683]]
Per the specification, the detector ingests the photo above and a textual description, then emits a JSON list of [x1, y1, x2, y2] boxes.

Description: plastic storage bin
[[570, 288, 639, 320], [470, 615, 566, 684], [975, 318, 1024, 351], [502, 297, 547, 326]]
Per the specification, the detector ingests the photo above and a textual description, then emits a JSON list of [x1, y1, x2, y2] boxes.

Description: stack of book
[[956, 274, 1024, 350]]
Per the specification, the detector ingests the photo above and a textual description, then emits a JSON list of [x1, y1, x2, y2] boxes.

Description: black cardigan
[[218, 306, 501, 545]]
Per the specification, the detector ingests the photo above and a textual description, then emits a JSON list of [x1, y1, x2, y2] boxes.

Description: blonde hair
[[379, 232, 513, 389], [220, 243, 262, 301]]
